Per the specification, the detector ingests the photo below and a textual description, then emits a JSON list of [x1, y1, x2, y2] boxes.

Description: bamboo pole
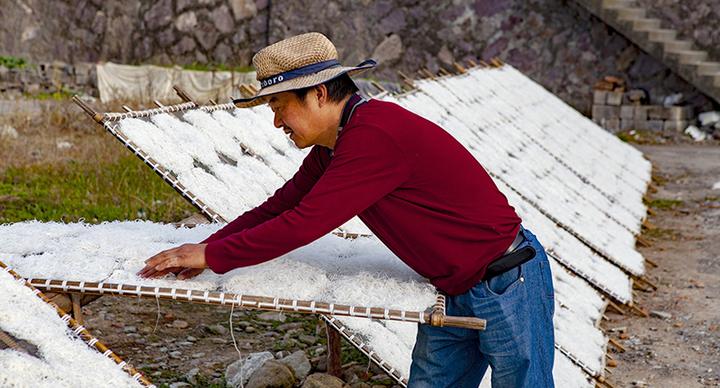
[[0, 262, 155, 387], [27, 278, 486, 330]]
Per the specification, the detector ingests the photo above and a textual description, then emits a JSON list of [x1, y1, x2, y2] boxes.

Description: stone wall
[[0, 61, 97, 98], [1, 0, 716, 113], [636, 0, 720, 60]]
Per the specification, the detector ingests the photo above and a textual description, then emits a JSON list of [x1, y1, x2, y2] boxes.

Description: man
[[138, 32, 555, 387]]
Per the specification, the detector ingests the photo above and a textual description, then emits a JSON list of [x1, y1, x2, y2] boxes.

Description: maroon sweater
[[203, 99, 521, 295]]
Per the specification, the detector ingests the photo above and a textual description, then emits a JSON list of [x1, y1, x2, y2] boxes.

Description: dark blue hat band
[[259, 59, 341, 88]]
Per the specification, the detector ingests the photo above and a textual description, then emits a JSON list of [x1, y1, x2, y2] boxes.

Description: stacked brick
[[592, 89, 692, 133]]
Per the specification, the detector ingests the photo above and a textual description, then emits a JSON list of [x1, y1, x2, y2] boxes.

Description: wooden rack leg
[[325, 320, 342, 378], [71, 293, 84, 325]]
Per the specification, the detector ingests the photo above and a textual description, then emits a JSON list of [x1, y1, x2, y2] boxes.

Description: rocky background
[[1, 0, 718, 114], [636, 0, 720, 61]]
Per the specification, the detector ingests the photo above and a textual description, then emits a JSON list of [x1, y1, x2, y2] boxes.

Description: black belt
[[483, 227, 536, 281]]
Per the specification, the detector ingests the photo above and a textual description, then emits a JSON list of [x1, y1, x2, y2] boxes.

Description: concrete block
[[648, 120, 664, 131], [667, 106, 693, 121], [634, 106, 649, 120], [663, 120, 688, 131], [621, 118, 635, 130], [648, 106, 668, 119], [606, 91, 623, 106], [605, 118, 620, 132], [592, 105, 620, 120], [620, 105, 635, 119], [593, 90, 607, 105], [634, 119, 649, 130]]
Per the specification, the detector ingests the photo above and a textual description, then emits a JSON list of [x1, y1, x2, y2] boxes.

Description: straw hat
[[233, 32, 376, 108]]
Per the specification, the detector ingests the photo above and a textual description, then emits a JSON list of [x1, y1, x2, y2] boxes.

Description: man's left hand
[[137, 243, 208, 279]]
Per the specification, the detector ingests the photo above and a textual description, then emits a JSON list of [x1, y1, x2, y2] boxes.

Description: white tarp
[[96, 62, 258, 104]]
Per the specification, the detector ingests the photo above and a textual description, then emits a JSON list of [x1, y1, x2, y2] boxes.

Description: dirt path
[[609, 144, 720, 387]]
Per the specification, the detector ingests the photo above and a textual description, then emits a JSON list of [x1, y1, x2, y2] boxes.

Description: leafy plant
[[0, 55, 27, 69]]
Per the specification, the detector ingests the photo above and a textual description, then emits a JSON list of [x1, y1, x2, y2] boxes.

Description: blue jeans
[[408, 227, 555, 388]]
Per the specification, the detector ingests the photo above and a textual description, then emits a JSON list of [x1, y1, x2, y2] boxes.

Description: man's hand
[[137, 243, 208, 279]]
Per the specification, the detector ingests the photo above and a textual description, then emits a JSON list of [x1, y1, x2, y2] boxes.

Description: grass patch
[[616, 132, 636, 143], [0, 155, 196, 223], [646, 198, 683, 210], [0, 55, 27, 69], [643, 227, 677, 240], [26, 88, 76, 101]]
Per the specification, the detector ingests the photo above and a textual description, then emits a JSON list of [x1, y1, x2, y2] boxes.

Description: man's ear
[[314, 84, 328, 107]]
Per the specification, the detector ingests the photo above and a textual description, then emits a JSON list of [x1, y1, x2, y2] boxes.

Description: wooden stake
[[72, 95, 104, 123], [240, 84, 255, 98], [420, 68, 436, 79], [633, 281, 652, 292], [638, 276, 658, 290], [397, 70, 411, 81], [152, 100, 164, 108], [438, 67, 452, 77], [642, 219, 656, 230], [606, 300, 626, 315], [121, 105, 133, 112], [71, 293, 84, 325], [209, 99, 218, 105], [608, 338, 626, 352], [606, 359, 618, 368], [325, 320, 342, 378], [645, 257, 658, 268], [636, 235, 651, 247], [370, 80, 387, 93], [173, 85, 197, 105], [479, 60, 490, 68], [452, 61, 467, 74], [466, 59, 478, 68], [490, 57, 504, 67], [629, 303, 649, 317]]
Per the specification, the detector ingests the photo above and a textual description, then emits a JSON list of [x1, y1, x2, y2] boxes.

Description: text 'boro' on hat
[[233, 32, 377, 108]]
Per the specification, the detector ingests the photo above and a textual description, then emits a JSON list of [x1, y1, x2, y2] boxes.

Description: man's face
[[268, 91, 324, 149]]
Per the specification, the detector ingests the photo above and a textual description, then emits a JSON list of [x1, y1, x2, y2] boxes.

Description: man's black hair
[[292, 73, 358, 103]]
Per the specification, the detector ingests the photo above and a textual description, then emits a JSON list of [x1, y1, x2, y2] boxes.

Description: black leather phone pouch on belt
[[483, 245, 537, 281]]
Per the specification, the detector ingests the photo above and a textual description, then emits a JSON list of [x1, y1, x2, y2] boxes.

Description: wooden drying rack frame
[[0, 261, 156, 388]]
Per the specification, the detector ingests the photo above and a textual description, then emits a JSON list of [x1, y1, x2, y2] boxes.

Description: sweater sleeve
[[205, 127, 410, 274], [201, 146, 328, 244]]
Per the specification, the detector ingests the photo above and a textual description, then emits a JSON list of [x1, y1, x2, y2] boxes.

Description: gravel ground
[[80, 297, 399, 387], [608, 144, 720, 387]]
